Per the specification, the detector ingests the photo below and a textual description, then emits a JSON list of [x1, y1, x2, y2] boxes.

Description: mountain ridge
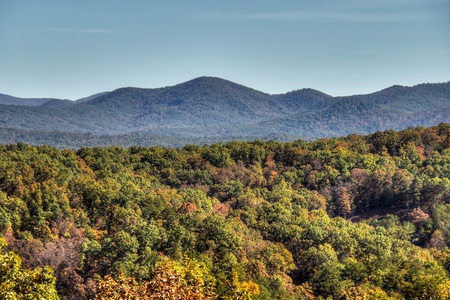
[[1, 77, 449, 148], [0, 93, 59, 106]]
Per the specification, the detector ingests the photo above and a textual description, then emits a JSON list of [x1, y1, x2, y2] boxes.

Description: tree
[[301, 243, 344, 298], [95, 256, 216, 300], [0, 237, 60, 300], [333, 185, 354, 218]]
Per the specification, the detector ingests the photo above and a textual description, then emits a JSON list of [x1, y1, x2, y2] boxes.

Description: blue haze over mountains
[[0, 77, 449, 148]]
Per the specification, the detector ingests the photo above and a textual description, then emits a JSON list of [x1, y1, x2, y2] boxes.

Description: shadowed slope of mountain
[[75, 91, 110, 103], [0, 78, 449, 147], [352, 82, 450, 113], [40, 99, 75, 107], [256, 81, 450, 139], [124, 77, 280, 133], [0, 77, 318, 135], [256, 100, 406, 140]]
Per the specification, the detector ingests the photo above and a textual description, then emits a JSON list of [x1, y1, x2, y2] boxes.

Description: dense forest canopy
[[2, 124, 450, 299]]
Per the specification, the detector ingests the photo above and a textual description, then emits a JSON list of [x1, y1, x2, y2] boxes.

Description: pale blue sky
[[1, 0, 449, 99]]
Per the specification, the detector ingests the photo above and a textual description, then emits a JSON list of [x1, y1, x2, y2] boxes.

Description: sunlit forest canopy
[[2, 124, 450, 299]]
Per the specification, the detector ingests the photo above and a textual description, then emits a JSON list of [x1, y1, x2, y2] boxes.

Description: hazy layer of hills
[[1, 77, 449, 148]]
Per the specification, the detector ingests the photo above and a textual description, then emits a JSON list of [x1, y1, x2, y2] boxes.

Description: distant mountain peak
[[285, 88, 332, 97], [179, 76, 247, 88], [186, 76, 234, 84], [175, 76, 270, 96]]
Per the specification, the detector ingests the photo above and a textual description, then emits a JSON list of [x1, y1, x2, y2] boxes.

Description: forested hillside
[[3, 124, 450, 299], [0, 93, 58, 106], [1, 78, 449, 148]]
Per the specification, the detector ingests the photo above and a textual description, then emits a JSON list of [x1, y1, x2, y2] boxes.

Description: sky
[[0, 0, 449, 100]]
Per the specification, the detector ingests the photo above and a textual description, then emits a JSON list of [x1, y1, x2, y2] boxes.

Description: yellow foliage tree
[[95, 256, 216, 300], [0, 237, 60, 300]]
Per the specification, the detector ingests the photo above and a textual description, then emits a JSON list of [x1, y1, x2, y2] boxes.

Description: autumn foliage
[[2, 124, 450, 299]]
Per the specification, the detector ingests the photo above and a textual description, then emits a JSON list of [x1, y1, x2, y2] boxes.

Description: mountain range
[[1, 77, 449, 148]]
